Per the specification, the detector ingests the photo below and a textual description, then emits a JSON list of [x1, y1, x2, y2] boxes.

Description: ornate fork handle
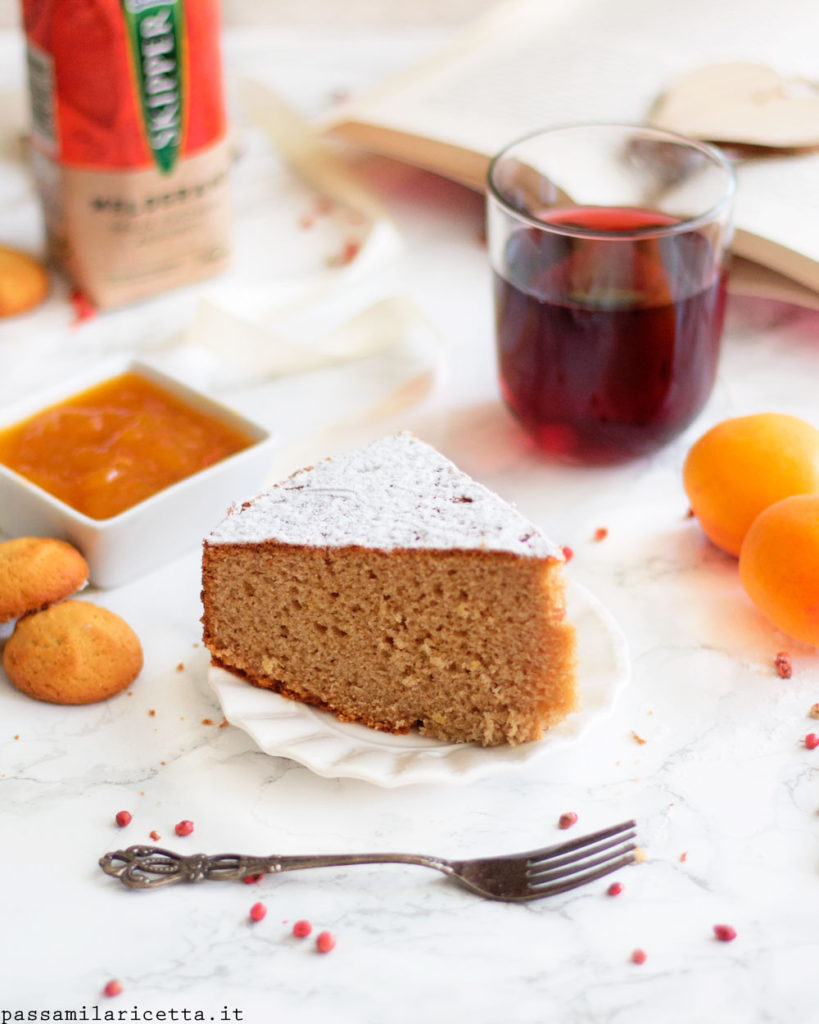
[[100, 845, 452, 890]]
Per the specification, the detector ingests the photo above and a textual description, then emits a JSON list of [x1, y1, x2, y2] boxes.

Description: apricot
[[739, 494, 819, 647], [683, 413, 819, 556]]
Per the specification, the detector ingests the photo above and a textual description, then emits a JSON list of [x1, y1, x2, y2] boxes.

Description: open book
[[324, 0, 819, 307]]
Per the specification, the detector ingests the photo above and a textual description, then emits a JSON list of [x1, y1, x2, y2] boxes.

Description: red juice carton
[[21, 0, 231, 308]]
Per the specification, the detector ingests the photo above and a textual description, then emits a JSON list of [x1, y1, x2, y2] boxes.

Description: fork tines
[[525, 820, 638, 897]]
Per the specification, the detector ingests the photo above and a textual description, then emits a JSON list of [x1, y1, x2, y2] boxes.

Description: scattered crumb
[[631, 731, 647, 745], [633, 847, 646, 863], [149, 830, 161, 841], [593, 527, 608, 542], [685, 507, 695, 519], [809, 703, 819, 720], [14, 734, 19, 740], [176, 663, 185, 672], [148, 709, 156, 717], [201, 718, 214, 726], [218, 719, 229, 729], [680, 852, 688, 862]]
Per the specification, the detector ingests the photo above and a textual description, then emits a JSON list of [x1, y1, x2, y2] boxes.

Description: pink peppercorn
[[316, 931, 336, 954], [114, 810, 132, 828], [774, 652, 792, 679], [292, 920, 312, 938], [249, 902, 267, 922], [174, 819, 194, 837], [607, 881, 624, 896], [561, 546, 574, 562], [631, 949, 647, 965], [593, 527, 608, 542], [805, 733, 819, 750], [103, 980, 123, 997], [713, 924, 737, 942], [242, 873, 263, 885], [558, 811, 578, 829]]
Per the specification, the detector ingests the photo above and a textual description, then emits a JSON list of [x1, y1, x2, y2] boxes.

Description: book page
[[326, 0, 819, 290]]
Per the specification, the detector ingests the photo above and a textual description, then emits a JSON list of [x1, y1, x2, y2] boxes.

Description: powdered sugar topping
[[207, 433, 562, 558]]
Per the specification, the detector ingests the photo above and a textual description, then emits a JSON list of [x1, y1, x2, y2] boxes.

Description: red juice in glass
[[487, 126, 735, 464], [494, 207, 728, 463]]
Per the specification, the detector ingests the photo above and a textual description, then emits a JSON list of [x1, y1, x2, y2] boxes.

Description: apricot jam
[[0, 372, 255, 519]]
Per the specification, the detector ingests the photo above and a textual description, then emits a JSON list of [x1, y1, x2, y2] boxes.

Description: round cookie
[[0, 536, 89, 623], [3, 600, 143, 704], [0, 246, 49, 317]]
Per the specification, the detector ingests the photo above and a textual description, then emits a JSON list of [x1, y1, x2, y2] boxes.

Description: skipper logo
[[122, 0, 184, 174]]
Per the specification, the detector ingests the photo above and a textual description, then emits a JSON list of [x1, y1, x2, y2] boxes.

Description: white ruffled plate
[[208, 580, 629, 787]]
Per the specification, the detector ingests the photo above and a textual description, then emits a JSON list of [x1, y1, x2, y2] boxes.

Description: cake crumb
[[176, 663, 185, 672], [680, 852, 688, 862], [593, 527, 608, 542], [631, 730, 647, 745], [148, 709, 156, 717], [202, 718, 214, 726], [809, 703, 819, 720], [149, 830, 161, 841]]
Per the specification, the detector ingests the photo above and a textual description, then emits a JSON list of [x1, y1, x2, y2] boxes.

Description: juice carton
[[21, 0, 231, 308]]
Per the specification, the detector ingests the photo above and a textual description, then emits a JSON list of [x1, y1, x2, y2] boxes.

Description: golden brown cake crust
[[0, 536, 89, 623], [3, 599, 143, 705]]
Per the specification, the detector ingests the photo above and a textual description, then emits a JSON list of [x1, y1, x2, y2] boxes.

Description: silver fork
[[99, 819, 637, 902]]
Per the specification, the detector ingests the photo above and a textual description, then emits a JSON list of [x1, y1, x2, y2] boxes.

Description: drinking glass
[[487, 124, 735, 464]]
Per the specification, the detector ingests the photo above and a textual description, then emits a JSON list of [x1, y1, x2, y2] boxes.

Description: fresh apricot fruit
[[739, 494, 819, 647], [683, 413, 819, 556]]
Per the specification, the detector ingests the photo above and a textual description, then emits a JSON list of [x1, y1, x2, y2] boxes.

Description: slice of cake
[[201, 433, 576, 746]]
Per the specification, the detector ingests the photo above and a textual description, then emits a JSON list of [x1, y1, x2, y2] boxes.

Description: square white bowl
[[0, 357, 276, 588]]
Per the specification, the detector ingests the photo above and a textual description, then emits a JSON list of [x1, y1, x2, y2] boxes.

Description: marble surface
[[1, 21, 819, 1024]]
